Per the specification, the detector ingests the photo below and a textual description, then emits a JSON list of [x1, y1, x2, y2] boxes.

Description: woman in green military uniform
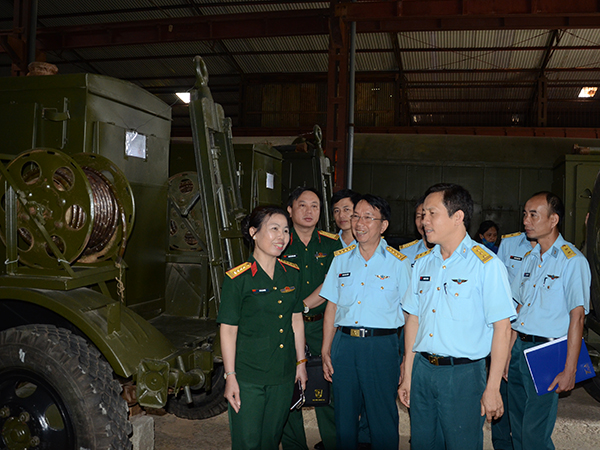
[[218, 205, 308, 450]]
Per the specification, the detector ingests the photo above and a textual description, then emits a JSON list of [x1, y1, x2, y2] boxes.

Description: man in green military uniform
[[281, 187, 342, 450]]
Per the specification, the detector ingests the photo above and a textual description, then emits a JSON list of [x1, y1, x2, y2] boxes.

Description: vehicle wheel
[[583, 373, 600, 402], [0, 325, 131, 449], [165, 364, 228, 419]]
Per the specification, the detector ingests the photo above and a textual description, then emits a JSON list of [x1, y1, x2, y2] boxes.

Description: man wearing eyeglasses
[[320, 194, 411, 450]]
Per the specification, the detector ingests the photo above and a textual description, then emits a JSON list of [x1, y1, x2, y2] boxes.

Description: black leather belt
[[340, 327, 398, 338], [517, 331, 555, 343], [420, 352, 482, 366], [303, 313, 323, 322]]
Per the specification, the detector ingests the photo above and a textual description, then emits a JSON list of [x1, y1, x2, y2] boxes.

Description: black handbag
[[303, 351, 331, 407]]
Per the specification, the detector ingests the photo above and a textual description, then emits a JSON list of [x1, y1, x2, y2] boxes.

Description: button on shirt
[[511, 234, 590, 338], [497, 232, 533, 284], [217, 256, 303, 385], [403, 234, 516, 360], [320, 238, 411, 329], [281, 228, 342, 315]]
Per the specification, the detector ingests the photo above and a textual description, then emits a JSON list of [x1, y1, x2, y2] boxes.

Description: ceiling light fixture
[[176, 92, 191, 103], [578, 87, 597, 98]]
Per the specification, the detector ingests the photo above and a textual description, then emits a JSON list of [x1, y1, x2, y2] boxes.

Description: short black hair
[[331, 189, 361, 208], [241, 205, 291, 249], [356, 194, 391, 223], [287, 186, 322, 209], [531, 191, 564, 226], [424, 183, 473, 230], [475, 220, 499, 244], [415, 194, 427, 210]]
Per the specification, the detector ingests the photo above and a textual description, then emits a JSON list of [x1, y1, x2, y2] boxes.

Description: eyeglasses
[[350, 214, 383, 222]]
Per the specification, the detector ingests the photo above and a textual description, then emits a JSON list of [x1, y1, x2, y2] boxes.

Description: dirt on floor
[[150, 385, 600, 450]]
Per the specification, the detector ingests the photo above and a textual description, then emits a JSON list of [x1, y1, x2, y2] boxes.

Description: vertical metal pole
[[347, 3, 356, 189], [27, 0, 38, 65]]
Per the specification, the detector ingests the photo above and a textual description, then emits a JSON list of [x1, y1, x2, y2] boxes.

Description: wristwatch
[[224, 370, 236, 380]]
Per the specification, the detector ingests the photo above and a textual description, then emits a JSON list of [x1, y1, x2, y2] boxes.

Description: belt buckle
[[427, 354, 439, 366], [350, 328, 361, 337]]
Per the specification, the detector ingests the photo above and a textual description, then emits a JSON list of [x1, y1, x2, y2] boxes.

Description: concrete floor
[[152, 385, 600, 450]]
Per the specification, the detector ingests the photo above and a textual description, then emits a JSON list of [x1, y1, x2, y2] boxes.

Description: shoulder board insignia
[[501, 232, 522, 239], [386, 246, 408, 261], [561, 244, 576, 259], [524, 250, 532, 258], [226, 262, 252, 279], [279, 259, 300, 270], [399, 239, 419, 250], [415, 249, 432, 261], [472, 245, 493, 264], [318, 230, 339, 240], [334, 244, 355, 256]]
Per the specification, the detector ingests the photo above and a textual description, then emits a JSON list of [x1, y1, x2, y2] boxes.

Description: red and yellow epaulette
[[318, 230, 339, 240], [561, 244, 576, 259], [399, 239, 419, 250], [472, 245, 493, 264], [279, 259, 300, 270], [386, 246, 407, 261], [501, 232, 522, 239], [334, 244, 355, 257], [415, 249, 432, 260], [226, 262, 252, 279]]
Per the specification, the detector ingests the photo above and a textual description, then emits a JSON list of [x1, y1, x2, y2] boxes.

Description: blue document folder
[[523, 336, 596, 395]]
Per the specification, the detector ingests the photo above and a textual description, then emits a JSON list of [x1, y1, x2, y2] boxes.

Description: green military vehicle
[[0, 57, 251, 449]]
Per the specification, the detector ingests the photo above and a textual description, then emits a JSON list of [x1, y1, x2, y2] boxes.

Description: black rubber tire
[[165, 363, 228, 419], [0, 325, 132, 450], [583, 374, 600, 402]]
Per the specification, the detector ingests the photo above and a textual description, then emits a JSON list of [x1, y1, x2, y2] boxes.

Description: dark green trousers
[[507, 339, 559, 450], [229, 379, 294, 450], [410, 353, 486, 450], [281, 319, 336, 450]]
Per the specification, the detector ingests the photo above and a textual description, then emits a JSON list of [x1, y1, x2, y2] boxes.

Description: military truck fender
[[0, 287, 177, 378]]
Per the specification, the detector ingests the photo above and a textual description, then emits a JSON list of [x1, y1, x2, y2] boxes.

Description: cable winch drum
[[0, 149, 135, 269]]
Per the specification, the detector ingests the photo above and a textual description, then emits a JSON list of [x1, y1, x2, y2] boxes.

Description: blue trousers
[[331, 330, 400, 450], [507, 339, 558, 450], [228, 379, 294, 450], [410, 353, 486, 450]]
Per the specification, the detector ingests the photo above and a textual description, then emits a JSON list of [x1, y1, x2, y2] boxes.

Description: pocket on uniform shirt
[[337, 275, 355, 308], [445, 282, 475, 322]]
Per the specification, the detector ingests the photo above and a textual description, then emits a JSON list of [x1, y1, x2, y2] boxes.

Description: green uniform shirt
[[217, 256, 303, 385], [280, 228, 342, 316]]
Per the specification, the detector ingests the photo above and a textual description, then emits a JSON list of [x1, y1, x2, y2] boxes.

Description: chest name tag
[[339, 272, 351, 278], [524, 273, 530, 277], [420, 276, 430, 281], [283, 254, 297, 259], [510, 256, 522, 261], [252, 288, 269, 293]]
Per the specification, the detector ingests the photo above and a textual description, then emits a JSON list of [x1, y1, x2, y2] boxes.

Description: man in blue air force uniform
[[398, 183, 516, 450], [507, 192, 590, 450], [491, 230, 536, 450], [320, 194, 411, 450]]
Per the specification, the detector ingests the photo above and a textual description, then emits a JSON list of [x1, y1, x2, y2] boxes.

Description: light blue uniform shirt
[[403, 234, 516, 360], [511, 234, 590, 338], [497, 232, 535, 284], [399, 239, 429, 267], [338, 229, 356, 248], [320, 238, 411, 329]]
